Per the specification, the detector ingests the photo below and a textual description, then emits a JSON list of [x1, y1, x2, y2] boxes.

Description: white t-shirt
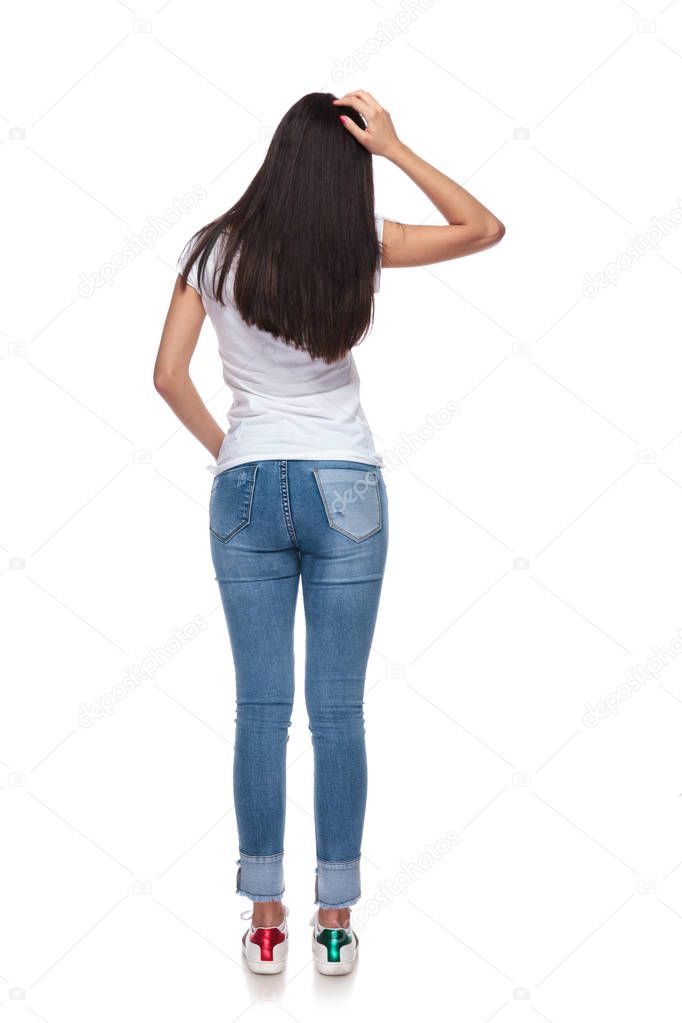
[[175, 217, 385, 475]]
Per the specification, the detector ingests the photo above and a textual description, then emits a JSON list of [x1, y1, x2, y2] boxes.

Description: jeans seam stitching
[[279, 460, 298, 546], [317, 857, 361, 870], [239, 852, 284, 863]]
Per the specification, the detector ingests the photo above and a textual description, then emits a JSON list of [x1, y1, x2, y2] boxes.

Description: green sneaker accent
[[316, 927, 353, 963]]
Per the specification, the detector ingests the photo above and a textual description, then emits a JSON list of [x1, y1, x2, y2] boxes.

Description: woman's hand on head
[[333, 90, 402, 159]]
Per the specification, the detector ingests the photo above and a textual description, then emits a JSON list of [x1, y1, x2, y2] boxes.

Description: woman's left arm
[[153, 277, 225, 460]]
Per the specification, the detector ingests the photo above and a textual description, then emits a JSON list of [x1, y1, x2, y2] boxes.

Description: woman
[[154, 88, 505, 975]]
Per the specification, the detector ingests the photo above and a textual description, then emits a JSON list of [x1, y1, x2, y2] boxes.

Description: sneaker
[[240, 904, 289, 974], [309, 909, 359, 975]]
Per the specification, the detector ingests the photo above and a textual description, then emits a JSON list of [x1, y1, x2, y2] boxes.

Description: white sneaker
[[240, 905, 289, 973], [309, 909, 359, 975]]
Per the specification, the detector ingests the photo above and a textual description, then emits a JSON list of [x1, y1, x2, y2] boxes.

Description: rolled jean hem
[[235, 852, 284, 901], [314, 856, 361, 909]]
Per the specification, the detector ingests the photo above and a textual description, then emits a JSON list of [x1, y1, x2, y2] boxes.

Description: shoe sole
[[314, 958, 357, 975]]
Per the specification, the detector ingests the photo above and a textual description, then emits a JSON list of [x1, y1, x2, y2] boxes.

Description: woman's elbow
[[483, 218, 506, 245], [154, 366, 184, 396]]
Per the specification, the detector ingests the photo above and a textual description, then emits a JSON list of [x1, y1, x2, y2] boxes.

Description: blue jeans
[[209, 459, 389, 909]]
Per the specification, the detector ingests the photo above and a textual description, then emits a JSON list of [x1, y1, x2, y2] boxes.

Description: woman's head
[[258, 91, 373, 216], [180, 92, 381, 364]]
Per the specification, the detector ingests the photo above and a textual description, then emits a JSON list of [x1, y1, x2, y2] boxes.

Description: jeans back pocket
[[313, 467, 382, 542], [209, 463, 259, 543]]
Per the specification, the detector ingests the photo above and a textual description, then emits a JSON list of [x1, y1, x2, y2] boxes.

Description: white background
[[3, 0, 682, 1018]]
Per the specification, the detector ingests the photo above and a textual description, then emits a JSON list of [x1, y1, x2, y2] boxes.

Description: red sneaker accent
[[248, 926, 286, 962]]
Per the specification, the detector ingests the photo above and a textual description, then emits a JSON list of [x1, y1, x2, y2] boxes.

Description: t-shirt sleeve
[[374, 215, 385, 293], [176, 237, 200, 292]]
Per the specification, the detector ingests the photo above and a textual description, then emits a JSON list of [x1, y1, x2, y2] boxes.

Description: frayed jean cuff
[[235, 851, 285, 901]]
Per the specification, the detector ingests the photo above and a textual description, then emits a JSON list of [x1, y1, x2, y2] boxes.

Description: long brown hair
[[178, 92, 381, 365]]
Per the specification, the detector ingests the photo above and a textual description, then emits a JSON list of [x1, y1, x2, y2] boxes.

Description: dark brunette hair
[[178, 92, 381, 364]]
